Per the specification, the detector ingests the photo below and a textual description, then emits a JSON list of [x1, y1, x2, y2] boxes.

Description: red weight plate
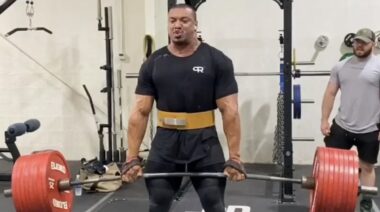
[[345, 150, 359, 211], [310, 147, 359, 212], [341, 148, 350, 212], [321, 147, 337, 212], [323, 147, 336, 212], [310, 147, 327, 212], [309, 147, 318, 212], [318, 147, 329, 212], [11, 151, 73, 212], [321, 148, 359, 212], [333, 147, 345, 212], [327, 147, 349, 212]]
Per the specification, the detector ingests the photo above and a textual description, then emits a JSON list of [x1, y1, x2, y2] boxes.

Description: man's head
[[353, 28, 375, 58], [168, 4, 198, 45]]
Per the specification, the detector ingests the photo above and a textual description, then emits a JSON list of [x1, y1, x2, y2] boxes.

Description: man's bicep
[[325, 81, 339, 96], [133, 95, 154, 115], [216, 94, 238, 112]]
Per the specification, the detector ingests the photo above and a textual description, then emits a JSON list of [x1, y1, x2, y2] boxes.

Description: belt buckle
[[163, 118, 187, 127]]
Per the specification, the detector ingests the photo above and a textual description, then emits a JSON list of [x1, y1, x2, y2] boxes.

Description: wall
[[1, 0, 379, 164], [193, 0, 380, 164]]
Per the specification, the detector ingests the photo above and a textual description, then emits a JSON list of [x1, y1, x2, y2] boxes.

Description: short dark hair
[[168, 3, 197, 21]]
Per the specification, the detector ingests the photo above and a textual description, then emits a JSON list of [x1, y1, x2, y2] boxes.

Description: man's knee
[[197, 186, 225, 212], [148, 188, 175, 212], [359, 160, 375, 173]]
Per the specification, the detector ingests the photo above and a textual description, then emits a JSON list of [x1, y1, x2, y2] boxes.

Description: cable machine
[[5, 0, 52, 37]]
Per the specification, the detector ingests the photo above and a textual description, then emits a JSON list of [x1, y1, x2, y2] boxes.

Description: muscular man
[[321, 28, 380, 212], [122, 4, 246, 212]]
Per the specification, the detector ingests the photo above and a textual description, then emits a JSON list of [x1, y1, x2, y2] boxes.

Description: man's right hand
[[223, 159, 246, 182], [320, 120, 331, 136], [121, 157, 143, 183]]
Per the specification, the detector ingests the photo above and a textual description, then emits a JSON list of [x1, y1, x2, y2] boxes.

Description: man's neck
[[168, 39, 200, 57], [355, 53, 373, 61]]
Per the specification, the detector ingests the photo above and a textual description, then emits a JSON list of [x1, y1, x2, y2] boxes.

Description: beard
[[354, 47, 372, 58], [170, 35, 193, 47], [171, 38, 188, 45]]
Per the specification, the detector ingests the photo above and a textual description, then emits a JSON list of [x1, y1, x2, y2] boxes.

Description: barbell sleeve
[[360, 186, 379, 196]]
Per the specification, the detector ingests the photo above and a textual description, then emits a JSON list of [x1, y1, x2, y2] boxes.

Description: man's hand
[[121, 157, 143, 183], [320, 120, 331, 136], [223, 159, 246, 181]]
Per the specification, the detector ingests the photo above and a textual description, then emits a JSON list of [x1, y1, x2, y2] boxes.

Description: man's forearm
[[222, 110, 241, 161], [321, 93, 335, 122], [126, 111, 150, 160]]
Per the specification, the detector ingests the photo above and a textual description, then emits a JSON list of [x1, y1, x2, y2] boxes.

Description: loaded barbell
[[2, 147, 378, 212]]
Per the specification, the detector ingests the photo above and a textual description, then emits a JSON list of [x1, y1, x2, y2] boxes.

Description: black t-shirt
[[135, 42, 238, 112], [135, 43, 238, 164]]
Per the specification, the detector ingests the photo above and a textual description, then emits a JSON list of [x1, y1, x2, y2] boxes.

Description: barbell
[[2, 147, 378, 212], [125, 70, 331, 78]]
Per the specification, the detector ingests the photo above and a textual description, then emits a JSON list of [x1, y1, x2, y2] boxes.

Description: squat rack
[[274, 0, 295, 203]]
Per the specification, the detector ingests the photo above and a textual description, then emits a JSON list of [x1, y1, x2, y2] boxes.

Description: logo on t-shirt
[[193, 66, 204, 73]]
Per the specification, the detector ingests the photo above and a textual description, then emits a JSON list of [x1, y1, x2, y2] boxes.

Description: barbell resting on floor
[[2, 147, 378, 212]]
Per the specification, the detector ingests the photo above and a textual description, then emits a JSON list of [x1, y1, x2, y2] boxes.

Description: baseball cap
[[354, 28, 375, 43]]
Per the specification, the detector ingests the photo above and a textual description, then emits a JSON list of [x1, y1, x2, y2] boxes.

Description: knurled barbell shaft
[[61, 172, 377, 196], [126, 71, 331, 78], [59, 172, 303, 191]]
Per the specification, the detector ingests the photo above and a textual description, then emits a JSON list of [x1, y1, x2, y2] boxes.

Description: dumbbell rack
[[0, 131, 22, 181]]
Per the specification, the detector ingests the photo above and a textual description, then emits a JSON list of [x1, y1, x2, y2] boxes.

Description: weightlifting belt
[[157, 110, 215, 130]]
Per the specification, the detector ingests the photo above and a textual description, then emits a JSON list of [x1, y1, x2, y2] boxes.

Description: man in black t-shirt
[[122, 4, 246, 212]]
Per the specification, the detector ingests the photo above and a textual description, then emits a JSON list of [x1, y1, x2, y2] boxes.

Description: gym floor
[[0, 160, 379, 212]]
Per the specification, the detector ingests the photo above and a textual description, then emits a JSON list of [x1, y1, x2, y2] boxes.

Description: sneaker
[[360, 198, 373, 212]]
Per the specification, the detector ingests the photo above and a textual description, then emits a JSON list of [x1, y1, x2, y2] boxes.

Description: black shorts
[[144, 156, 225, 173], [144, 156, 226, 194], [324, 120, 379, 164]]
